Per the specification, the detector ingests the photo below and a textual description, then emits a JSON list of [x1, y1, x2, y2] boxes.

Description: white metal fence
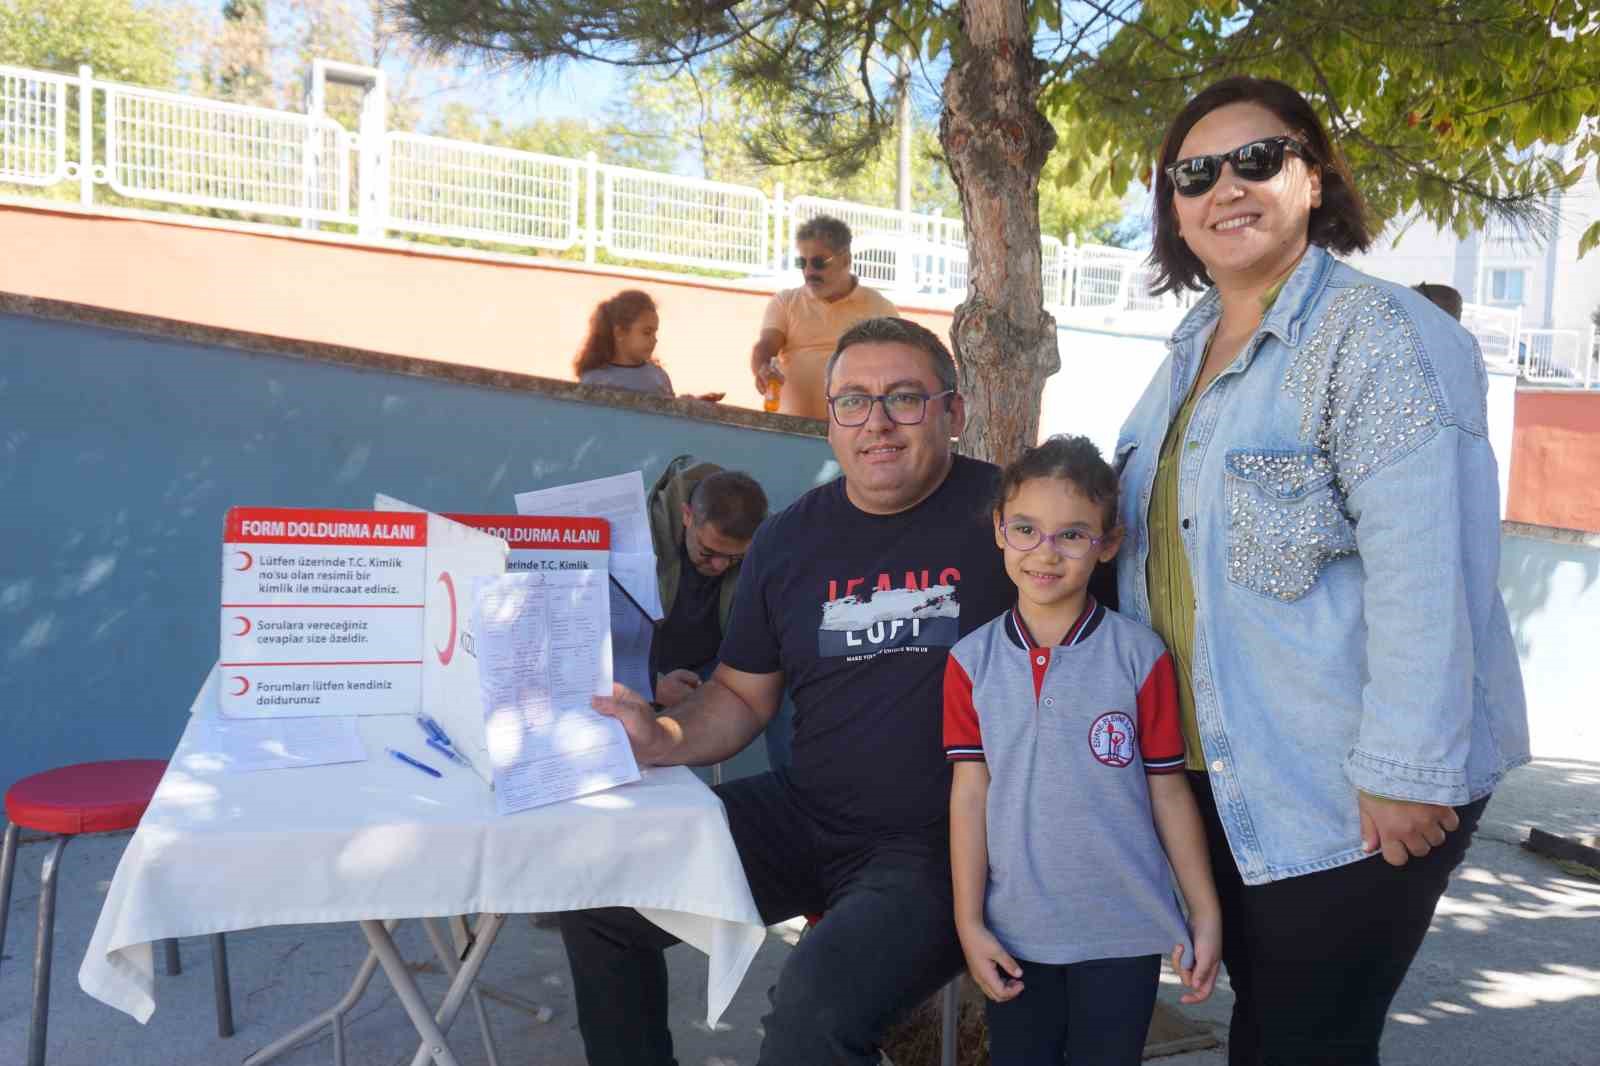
[[1520, 328, 1597, 387], [384, 131, 579, 249], [10, 58, 1588, 362], [1460, 302, 1522, 372], [0, 61, 1181, 316], [0, 66, 68, 186], [104, 81, 350, 221], [602, 165, 769, 272]]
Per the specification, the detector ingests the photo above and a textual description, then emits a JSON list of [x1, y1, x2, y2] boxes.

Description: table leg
[[242, 919, 398, 1066], [27, 836, 69, 1066], [211, 933, 235, 1038], [0, 822, 18, 979], [360, 919, 466, 1066], [404, 914, 506, 1066], [423, 918, 501, 1066]]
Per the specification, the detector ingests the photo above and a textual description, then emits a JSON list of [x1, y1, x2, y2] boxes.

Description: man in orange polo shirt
[[751, 215, 898, 419]]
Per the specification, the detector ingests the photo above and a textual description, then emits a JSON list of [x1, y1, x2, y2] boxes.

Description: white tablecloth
[[79, 667, 766, 1027]]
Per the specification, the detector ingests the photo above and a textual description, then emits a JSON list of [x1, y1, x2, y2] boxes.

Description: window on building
[[1486, 268, 1527, 306]]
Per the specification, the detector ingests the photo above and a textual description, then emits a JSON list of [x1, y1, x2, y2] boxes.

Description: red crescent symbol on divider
[[230, 676, 250, 696], [233, 550, 254, 571], [435, 572, 456, 665], [233, 616, 252, 636]]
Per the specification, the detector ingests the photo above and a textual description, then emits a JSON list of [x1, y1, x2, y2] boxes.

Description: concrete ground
[[3, 747, 1596, 1065]]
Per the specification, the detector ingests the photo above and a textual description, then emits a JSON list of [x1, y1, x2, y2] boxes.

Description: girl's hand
[[958, 925, 1024, 1002], [1173, 909, 1221, 1004], [694, 391, 726, 403]]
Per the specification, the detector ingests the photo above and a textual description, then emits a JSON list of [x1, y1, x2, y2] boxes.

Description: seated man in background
[[1413, 281, 1464, 322], [648, 456, 768, 705], [751, 215, 898, 419]]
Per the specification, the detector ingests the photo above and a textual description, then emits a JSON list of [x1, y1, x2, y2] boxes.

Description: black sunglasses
[[794, 254, 841, 271], [1165, 136, 1309, 198]]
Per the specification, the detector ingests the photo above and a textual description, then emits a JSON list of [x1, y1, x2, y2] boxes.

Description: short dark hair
[[689, 471, 768, 541], [1413, 282, 1464, 321], [795, 214, 852, 252], [1149, 76, 1372, 295], [992, 435, 1119, 533], [825, 316, 958, 395]]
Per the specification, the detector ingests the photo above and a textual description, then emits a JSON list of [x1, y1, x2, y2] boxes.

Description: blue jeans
[[557, 771, 962, 1065], [984, 953, 1159, 1066]]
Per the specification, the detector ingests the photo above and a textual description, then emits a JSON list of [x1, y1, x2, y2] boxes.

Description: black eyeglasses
[[688, 525, 745, 566], [826, 390, 954, 427], [1165, 136, 1309, 198], [794, 254, 841, 271], [999, 521, 1107, 560]]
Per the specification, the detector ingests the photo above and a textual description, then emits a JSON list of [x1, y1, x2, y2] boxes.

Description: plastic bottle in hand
[[762, 359, 784, 413]]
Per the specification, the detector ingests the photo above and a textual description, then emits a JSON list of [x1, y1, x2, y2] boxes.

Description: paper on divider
[[514, 471, 652, 554], [608, 584, 654, 699], [471, 571, 640, 815], [190, 715, 366, 773], [514, 473, 664, 620], [607, 550, 664, 621]]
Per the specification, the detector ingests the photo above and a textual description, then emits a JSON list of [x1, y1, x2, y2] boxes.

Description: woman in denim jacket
[[1116, 76, 1529, 1064]]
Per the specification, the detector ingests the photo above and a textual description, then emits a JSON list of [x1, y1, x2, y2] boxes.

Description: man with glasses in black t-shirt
[[560, 317, 1011, 1066]]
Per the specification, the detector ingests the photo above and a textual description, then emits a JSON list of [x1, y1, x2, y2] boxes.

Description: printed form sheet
[[473, 571, 640, 815]]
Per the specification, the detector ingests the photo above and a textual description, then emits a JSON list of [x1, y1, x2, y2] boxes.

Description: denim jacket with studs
[[1114, 244, 1529, 885]]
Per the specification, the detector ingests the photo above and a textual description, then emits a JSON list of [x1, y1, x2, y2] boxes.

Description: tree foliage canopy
[[0, 0, 177, 84], [399, 0, 1600, 253]]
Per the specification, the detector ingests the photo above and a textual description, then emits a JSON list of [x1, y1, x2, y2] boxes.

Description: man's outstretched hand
[[592, 684, 672, 764]]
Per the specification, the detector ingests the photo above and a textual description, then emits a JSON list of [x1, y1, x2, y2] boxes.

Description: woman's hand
[[1175, 908, 1222, 1004], [1358, 791, 1460, 866], [958, 924, 1025, 1002]]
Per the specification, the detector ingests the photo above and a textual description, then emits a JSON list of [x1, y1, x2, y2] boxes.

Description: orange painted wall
[[1507, 390, 1600, 533], [0, 204, 954, 412]]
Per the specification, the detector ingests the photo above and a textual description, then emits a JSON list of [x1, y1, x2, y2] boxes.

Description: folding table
[[79, 666, 767, 1064]]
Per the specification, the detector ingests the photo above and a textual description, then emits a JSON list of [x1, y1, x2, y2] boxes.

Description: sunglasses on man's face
[[1165, 135, 1309, 198], [794, 254, 840, 271]]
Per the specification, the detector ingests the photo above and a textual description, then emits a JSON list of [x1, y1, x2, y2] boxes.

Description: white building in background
[[1347, 151, 1600, 337]]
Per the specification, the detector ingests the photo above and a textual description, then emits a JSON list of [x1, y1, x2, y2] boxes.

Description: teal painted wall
[[0, 313, 834, 789]]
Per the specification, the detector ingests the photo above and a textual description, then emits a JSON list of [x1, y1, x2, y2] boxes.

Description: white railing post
[[1065, 233, 1078, 307], [356, 72, 387, 238], [77, 65, 94, 206], [771, 181, 785, 273], [584, 153, 599, 263]]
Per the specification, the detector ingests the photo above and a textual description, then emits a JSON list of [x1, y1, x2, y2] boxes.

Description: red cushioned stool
[[1, 760, 234, 1066]]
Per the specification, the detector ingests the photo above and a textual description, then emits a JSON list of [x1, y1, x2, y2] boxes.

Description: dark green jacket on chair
[[648, 454, 742, 634]]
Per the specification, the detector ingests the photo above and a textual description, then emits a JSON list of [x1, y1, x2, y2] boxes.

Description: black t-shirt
[[720, 455, 1011, 836], [655, 541, 724, 674]]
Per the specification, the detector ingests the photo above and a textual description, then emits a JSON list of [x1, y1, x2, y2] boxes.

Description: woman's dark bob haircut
[[1148, 76, 1372, 295]]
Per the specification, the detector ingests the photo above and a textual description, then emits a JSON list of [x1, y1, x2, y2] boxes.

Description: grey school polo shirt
[[944, 599, 1195, 966]]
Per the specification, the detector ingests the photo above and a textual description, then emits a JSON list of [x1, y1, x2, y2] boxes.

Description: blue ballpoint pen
[[416, 714, 493, 788], [386, 747, 443, 778]]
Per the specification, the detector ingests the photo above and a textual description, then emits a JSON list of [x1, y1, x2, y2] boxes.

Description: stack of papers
[[191, 714, 367, 773]]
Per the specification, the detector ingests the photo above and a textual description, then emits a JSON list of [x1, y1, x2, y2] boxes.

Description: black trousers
[[984, 953, 1160, 1066], [558, 770, 964, 1066], [1191, 772, 1488, 1066]]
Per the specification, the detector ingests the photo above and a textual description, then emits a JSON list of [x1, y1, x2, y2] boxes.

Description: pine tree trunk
[[941, 0, 1059, 467]]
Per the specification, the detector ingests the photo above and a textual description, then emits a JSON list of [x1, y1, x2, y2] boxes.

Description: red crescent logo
[[233, 616, 252, 636], [233, 550, 254, 571], [435, 572, 456, 665], [229, 676, 250, 696]]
